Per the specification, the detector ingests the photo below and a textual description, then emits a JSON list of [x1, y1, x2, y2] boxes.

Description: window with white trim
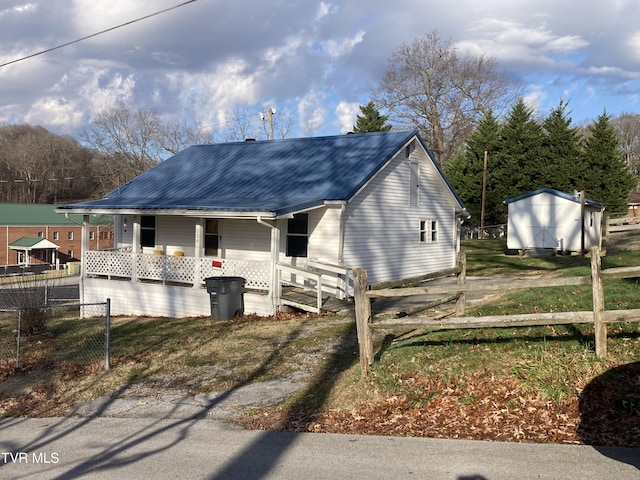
[[286, 213, 309, 257], [205, 219, 220, 256], [140, 215, 156, 248], [419, 219, 438, 243]]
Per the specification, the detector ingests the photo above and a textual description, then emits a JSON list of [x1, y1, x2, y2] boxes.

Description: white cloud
[[298, 90, 327, 135], [3, 0, 640, 140], [523, 85, 545, 114], [335, 100, 359, 133], [320, 31, 366, 59]]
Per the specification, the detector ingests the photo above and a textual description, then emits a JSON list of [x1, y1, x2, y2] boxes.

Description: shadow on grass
[[0, 316, 361, 479], [209, 320, 359, 479], [578, 361, 640, 469]]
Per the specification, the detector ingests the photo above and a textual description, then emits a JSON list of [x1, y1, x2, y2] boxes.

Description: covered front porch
[[78, 213, 351, 317]]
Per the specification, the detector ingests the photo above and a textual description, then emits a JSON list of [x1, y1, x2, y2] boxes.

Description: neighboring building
[[0, 204, 114, 268], [58, 130, 467, 317], [625, 191, 640, 219], [504, 188, 604, 254]]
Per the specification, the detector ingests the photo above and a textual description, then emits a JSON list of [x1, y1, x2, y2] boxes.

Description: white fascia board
[[57, 207, 276, 220]]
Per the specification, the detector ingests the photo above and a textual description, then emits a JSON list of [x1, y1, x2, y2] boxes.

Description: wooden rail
[[354, 246, 640, 376]]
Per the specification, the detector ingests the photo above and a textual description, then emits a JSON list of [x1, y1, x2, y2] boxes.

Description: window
[[67, 250, 73, 259], [53, 231, 59, 241], [205, 219, 220, 256], [140, 215, 156, 248], [409, 161, 419, 206], [37, 231, 43, 238], [419, 219, 438, 243], [89, 231, 95, 241], [67, 231, 73, 240], [286, 213, 308, 257]]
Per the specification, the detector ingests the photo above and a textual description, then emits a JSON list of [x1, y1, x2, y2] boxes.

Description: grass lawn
[[2, 239, 640, 446]]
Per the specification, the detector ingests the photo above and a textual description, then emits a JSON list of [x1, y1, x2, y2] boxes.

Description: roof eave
[[56, 206, 277, 220]]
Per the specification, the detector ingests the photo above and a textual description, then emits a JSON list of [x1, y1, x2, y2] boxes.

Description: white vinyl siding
[[155, 216, 198, 256], [307, 206, 342, 263], [222, 219, 271, 262], [342, 146, 458, 284]]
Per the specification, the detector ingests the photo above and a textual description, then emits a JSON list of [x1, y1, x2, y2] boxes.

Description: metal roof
[[9, 236, 59, 249], [59, 130, 463, 217], [0, 203, 111, 225], [504, 188, 603, 207]]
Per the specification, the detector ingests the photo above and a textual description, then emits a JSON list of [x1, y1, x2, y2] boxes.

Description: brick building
[[0, 204, 113, 268]]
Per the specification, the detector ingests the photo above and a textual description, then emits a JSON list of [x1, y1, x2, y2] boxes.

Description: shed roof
[[58, 130, 464, 217], [504, 188, 603, 208]]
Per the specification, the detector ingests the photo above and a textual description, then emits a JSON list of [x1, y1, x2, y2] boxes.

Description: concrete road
[[0, 417, 638, 479]]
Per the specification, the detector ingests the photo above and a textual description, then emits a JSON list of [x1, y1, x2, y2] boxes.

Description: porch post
[[193, 220, 203, 288], [257, 216, 280, 313], [131, 216, 140, 283], [80, 215, 90, 314]]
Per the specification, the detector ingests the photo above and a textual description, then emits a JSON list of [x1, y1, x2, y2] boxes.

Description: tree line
[[444, 100, 636, 226]]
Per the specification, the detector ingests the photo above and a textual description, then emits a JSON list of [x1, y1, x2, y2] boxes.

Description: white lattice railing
[[198, 258, 271, 290], [85, 251, 271, 290]]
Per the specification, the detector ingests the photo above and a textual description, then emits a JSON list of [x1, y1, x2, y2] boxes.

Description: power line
[[0, 0, 198, 69]]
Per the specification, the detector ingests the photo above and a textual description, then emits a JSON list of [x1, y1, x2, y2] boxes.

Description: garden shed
[[505, 188, 604, 254]]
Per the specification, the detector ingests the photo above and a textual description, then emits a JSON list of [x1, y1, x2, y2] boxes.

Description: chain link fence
[[0, 276, 110, 370]]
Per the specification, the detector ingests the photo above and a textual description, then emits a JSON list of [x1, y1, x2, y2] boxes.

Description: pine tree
[[493, 99, 544, 222], [353, 101, 392, 133], [446, 110, 502, 226], [541, 100, 585, 192], [582, 112, 635, 214]]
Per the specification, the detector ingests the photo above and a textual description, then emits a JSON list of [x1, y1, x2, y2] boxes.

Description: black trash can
[[204, 276, 245, 320]]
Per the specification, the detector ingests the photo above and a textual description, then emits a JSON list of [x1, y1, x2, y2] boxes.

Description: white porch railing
[[277, 261, 352, 313], [85, 251, 270, 290]]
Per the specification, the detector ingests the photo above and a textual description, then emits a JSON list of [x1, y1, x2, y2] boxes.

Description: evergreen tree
[[446, 110, 502, 226], [582, 112, 635, 214], [541, 100, 585, 192], [493, 99, 544, 222], [353, 101, 392, 133]]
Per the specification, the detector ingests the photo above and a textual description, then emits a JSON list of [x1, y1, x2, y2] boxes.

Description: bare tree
[[223, 105, 293, 142], [374, 31, 521, 166], [0, 125, 97, 203], [612, 112, 640, 180], [81, 103, 166, 180], [162, 120, 216, 155]]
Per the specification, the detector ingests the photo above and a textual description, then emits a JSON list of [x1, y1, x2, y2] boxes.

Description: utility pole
[[261, 107, 276, 140]]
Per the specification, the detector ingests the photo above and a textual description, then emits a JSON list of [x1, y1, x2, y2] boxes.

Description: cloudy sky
[[1, 0, 640, 142]]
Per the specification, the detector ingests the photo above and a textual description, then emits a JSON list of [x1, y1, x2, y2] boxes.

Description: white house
[[57, 130, 467, 317], [505, 188, 604, 254]]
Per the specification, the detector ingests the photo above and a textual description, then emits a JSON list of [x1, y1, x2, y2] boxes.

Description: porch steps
[[280, 287, 353, 315]]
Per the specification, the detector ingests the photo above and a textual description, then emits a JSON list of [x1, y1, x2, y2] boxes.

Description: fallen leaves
[[240, 366, 639, 447]]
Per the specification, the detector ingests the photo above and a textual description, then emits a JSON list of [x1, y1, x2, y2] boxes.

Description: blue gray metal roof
[[60, 130, 463, 216]]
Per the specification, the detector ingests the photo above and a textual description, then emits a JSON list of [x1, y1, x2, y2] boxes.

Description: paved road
[[0, 417, 638, 479]]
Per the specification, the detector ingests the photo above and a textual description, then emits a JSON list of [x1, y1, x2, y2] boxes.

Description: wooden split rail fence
[[354, 247, 640, 376]]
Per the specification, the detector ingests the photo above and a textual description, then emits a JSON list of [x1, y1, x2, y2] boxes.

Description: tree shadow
[[0, 317, 360, 479], [577, 361, 640, 470], [208, 321, 359, 479]]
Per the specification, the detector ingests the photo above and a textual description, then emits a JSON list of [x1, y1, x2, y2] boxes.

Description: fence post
[[105, 299, 111, 370], [353, 268, 373, 377], [456, 251, 467, 315], [16, 309, 22, 368], [590, 246, 607, 357]]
